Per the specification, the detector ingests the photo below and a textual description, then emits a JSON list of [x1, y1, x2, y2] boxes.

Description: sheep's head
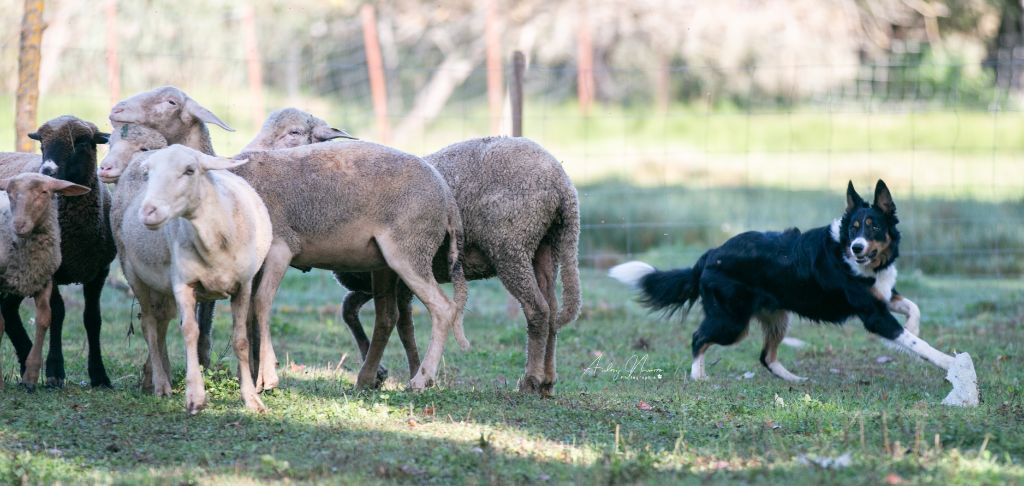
[[0, 174, 90, 237], [99, 124, 169, 183], [243, 108, 355, 151], [28, 116, 109, 186], [109, 86, 234, 142], [138, 145, 248, 229]]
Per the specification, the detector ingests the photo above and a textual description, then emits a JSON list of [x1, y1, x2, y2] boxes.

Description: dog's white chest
[[872, 265, 897, 301]]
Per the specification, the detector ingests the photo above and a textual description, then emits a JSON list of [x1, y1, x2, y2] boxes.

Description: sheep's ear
[[184, 98, 234, 132], [27, 132, 41, 141], [845, 181, 863, 212], [0, 178, 10, 191], [47, 179, 91, 197], [199, 154, 249, 171], [873, 179, 895, 216], [312, 124, 357, 142], [93, 132, 110, 144]]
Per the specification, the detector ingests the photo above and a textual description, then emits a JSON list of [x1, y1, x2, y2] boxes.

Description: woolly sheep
[[335, 136, 582, 395], [240, 107, 355, 152], [0, 173, 90, 389], [116, 145, 272, 413], [0, 116, 116, 388], [103, 91, 470, 392], [107, 86, 235, 371]]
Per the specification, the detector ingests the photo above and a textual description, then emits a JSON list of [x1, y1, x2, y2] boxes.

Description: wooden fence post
[[576, 1, 594, 117], [361, 4, 391, 143], [511, 51, 525, 137], [485, 0, 503, 135], [241, 4, 266, 129], [105, 0, 120, 108], [16, 0, 45, 152]]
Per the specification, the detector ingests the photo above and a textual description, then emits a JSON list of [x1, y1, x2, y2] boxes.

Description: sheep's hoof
[[20, 382, 37, 393], [91, 378, 112, 389], [376, 365, 389, 384], [518, 375, 542, 394], [186, 394, 208, 415], [243, 394, 268, 413], [45, 377, 65, 389], [408, 373, 434, 391], [356, 371, 384, 390], [539, 381, 555, 398]]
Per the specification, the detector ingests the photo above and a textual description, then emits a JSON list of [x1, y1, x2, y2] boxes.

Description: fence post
[[511, 51, 525, 137], [241, 4, 266, 129], [105, 0, 120, 108], [15, 0, 45, 153], [576, 1, 594, 117], [485, 0, 503, 135], [361, 4, 391, 144]]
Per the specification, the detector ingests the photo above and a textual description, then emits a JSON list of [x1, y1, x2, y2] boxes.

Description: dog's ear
[[846, 181, 864, 212], [873, 179, 895, 216]]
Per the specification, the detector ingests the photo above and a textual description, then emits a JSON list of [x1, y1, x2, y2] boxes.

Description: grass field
[[1, 260, 1021, 484]]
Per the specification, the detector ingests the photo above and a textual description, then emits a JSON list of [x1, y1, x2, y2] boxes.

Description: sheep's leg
[[534, 245, 559, 397], [196, 301, 215, 369], [44, 285, 66, 388], [174, 283, 207, 415], [496, 256, 550, 394], [22, 282, 53, 389], [341, 289, 389, 382], [1, 311, 5, 388], [231, 280, 266, 412], [135, 286, 173, 397], [1, 295, 30, 375], [356, 270, 398, 388], [395, 283, 421, 379], [251, 240, 290, 392], [82, 268, 113, 388]]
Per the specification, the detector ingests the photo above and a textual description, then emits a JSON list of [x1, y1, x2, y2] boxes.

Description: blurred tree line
[[2, 0, 1023, 113]]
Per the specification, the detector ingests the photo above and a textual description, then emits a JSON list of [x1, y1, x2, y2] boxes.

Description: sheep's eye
[[289, 130, 302, 136], [184, 167, 195, 176], [139, 147, 150, 152], [166, 100, 177, 106]]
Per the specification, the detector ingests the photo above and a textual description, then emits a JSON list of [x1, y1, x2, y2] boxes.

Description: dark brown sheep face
[[109, 86, 233, 139], [28, 116, 109, 186], [842, 180, 900, 271], [0, 174, 90, 237]]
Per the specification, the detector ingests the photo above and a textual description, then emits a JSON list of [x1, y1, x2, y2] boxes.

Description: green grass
[[1, 262, 1022, 484]]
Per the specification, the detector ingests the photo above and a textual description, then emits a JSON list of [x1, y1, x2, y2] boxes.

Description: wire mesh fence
[[4, 18, 1023, 281]]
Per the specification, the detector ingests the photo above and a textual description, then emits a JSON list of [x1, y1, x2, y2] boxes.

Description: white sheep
[[0, 173, 90, 389], [116, 144, 272, 413]]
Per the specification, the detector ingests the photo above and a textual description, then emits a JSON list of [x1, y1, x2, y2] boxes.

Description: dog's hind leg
[[757, 311, 806, 382], [690, 275, 754, 380]]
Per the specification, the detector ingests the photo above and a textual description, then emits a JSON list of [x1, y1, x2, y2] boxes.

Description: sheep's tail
[[608, 254, 708, 318], [445, 193, 470, 351], [554, 185, 582, 330]]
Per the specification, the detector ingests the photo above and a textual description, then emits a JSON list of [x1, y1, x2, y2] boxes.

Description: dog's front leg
[[888, 291, 920, 337]]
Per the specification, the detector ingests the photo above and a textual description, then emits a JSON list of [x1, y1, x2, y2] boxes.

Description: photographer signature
[[582, 354, 664, 381]]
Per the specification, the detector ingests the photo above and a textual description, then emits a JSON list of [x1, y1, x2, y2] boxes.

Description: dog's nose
[[851, 243, 865, 255]]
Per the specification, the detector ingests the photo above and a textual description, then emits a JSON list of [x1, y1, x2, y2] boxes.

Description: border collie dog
[[610, 180, 956, 382]]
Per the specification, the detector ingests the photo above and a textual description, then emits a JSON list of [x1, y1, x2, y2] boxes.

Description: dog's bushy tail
[[609, 254, 707, 317]]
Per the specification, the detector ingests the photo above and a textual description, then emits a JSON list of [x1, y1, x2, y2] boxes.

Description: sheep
[[108, 86, 235, 370], [334, 136, 581, 395], [115, 144, 271, 413], [0, 173, 91, 389], [240, 108, 355, 152], [103, 92, 470, 392], [0, 116, 116, 388]]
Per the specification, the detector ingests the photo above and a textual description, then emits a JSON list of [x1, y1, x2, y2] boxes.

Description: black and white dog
[[610, 180, 954, 382]]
